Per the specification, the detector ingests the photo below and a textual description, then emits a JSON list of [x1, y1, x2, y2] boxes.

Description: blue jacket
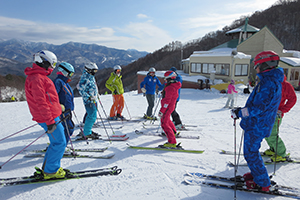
[[53, 74, 74, 111], [78, 71, 98, 104], [140, 73, 164, 95], [238, 67, 284, 138]]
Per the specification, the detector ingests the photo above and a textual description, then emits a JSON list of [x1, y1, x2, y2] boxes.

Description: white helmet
[[113, 65, 121, 71], [85, 62, 98, 75], [149, 67, 156, 72], [33, 50, 57, 69]]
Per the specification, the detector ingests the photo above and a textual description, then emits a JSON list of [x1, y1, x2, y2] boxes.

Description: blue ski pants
[[84, 102, 97, 136], [38, 117, 66, 174]]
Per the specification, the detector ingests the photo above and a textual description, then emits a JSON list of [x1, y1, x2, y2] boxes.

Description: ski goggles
[[115, 69, 121, 73]]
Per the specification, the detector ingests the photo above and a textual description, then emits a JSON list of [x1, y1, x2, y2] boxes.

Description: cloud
[[137, 14, 148, 19], [0, 16, 167, 52]]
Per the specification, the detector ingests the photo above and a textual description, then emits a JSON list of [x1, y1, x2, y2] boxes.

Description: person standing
[[158, 71, 182, 149], [264, 75, 297, 161], [105, 65, 125, 120], [140, 67, 164, 119], [53, 62, 75, 144], [231, 51, 284, 191], [24, 50, 66, 179], [77, 62, 100, 139], [169, 67, 184, 130], [224, 80, 238, 109]]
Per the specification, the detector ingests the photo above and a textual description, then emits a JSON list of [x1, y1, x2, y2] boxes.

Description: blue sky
[[0, 0, 278, 52]]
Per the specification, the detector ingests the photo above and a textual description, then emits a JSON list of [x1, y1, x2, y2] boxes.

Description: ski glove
[[113, 90, 118, 95], [141, 88, 146, 93], [231, 107, 241, 120], [158, 111, 163, 118], [89, 96, 96, 103], [47, 123, 57, 134]]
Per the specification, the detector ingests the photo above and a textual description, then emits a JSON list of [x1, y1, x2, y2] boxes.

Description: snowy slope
[[0, 87, 300, 200]]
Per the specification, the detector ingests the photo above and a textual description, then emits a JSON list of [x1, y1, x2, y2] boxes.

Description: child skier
[[77, 62, 100, 140], [24, 50, 67, 179], [105, 65, 125, 120], [53, 62, 75, 144], [140, 67, 164, 119], [224, 79, 238, 109], [158, 71, 182, 149]]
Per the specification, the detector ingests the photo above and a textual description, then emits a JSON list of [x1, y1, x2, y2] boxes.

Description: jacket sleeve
[[156, 77, 164, 91], [159, 87, 174, 113], [140, 78, 146, 89], [105, 74, 115, 92], [280, 82, 297, 114]]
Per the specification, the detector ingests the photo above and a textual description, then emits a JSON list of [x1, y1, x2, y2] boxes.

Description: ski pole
[[62, 110, 76, 159], [150, 94, 162, 124], [95, 102, 111, 143], [0, 123, 38, 142], [72, 111, 89, 144], [124, 98, 131, 120], [236, 131, 244, 169], [97, 94, 115, 134], [233, 119, 237, 200], [273, 116, 281, 176]]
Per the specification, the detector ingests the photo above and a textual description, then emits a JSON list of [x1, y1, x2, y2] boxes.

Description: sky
[[0, 0, 279, 52]]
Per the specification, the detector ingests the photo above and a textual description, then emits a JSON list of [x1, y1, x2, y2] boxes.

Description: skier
[[53, 62, 75, 144], [169, 67, 185, 130], [231, 51, 284, 191], [158, 70, 182, 148], [24, 50, 67, 179], [224, 79, 238, 109], [264, 74, 297, 161], [140, 67, 164, 119], [105, 65, 125, 120], [77, 62, 100, 139]]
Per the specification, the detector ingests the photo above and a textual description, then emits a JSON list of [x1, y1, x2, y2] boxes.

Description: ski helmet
[[164, 70, 177, 80], [170, 67, 177, 72], [114, 65, 121, 71], [231, 79, 235, 84], [58, 62, 75, 77], [254, 51, 279, 72], [33, 50, 57, 70], [149, 67, 156, 73], [85, 62, 98, 75]]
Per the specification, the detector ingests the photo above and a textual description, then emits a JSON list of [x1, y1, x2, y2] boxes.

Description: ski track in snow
[[0, 86, 299, 200]]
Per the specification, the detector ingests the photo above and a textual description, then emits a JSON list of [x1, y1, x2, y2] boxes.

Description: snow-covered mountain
[[0, 87, 299, 200]]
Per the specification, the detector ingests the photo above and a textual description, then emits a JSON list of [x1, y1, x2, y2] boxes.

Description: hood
[[257, 67, 284, 84], [24, 63, 52, 76]]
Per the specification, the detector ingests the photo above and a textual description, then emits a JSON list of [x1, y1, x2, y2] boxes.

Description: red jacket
[[160, 81, 181, 114], [279, 76, 297, 117], [24, 63, 62, 125]]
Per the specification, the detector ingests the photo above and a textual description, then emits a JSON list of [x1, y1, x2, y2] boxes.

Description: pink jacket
[[227, 84, 238, 94], [24, 63, 62, 125]]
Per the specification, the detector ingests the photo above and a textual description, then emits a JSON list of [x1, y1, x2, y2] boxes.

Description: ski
[[135, 130, 199, 139], [127, 143, 204, 154], [185, 172, 299, 191], [0, 166, 122, 187], [71, 136, 129, 142], [24, 147, 108, 154], [24, 152, 115, 159], [184, 178, 300, 199], [142, 123, 198, 128], [227, 159, 300, 167]]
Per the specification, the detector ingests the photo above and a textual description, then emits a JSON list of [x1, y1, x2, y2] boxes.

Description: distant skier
[[169, 67, 185, 130], [24, 50, 67, 179], [77, 62, 100, 140], [105, 65, 125, 120], [263, 74, 297, 162], [140, 67, 164, 119], [158, 70, 182, 149], [224, 79, 238, 109], [231, 51, 284, 192], [53, 62, 75, 144]]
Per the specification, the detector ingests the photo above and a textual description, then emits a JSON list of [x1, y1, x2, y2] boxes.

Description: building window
[[215, 64, 229, 75], [202, 63, 214, 74], [191, 63, 201, 73], [235, 64, 248, 76]]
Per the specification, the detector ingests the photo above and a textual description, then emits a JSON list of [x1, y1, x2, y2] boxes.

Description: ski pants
[[161, 107, 177, 144], [244, 130, 271, 187], [225, 93, 235, 108], [110, 94, 124, 117], [38, 117, 66, 174], [265, 117, 286, 157], [171, 101, 182, 125], [146, 94, 155, 117], [84, 102, 97, 136]]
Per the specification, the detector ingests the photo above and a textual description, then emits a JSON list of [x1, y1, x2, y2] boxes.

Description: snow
[[1, 87, 300, 200]]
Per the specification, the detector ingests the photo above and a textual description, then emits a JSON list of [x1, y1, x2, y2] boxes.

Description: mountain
[[0, 39, 148, 76]]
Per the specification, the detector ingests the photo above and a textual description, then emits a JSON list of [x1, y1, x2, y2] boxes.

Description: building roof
[[280, 57, 300, 67], [225, 24, 260, 35], [210, 39, 239, 50]]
